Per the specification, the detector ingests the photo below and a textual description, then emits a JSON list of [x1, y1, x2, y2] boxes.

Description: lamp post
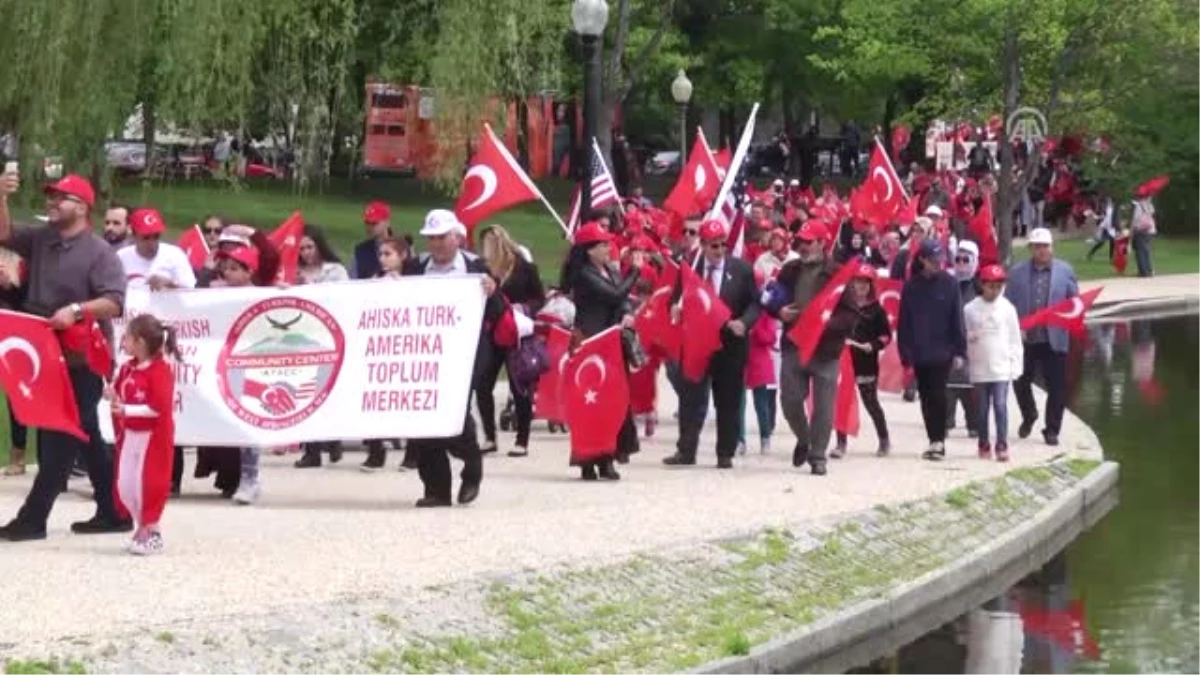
[[572, 0, 608, 214], [671, 69, 693, 162]]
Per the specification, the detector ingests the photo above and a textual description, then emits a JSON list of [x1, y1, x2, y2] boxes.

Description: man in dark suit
[[664, 219, 760, 469], [403, 209, 503, 507]]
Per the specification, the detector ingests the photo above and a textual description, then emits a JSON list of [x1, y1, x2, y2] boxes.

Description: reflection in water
[[848, 314, 1199, 674]]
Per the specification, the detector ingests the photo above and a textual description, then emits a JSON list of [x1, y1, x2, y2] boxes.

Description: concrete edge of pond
[[1089, 294, 1200, 322], [695, 460, 1120, 675]]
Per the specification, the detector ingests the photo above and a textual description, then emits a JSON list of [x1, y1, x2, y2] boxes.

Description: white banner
[[99, 277, 486, 446]]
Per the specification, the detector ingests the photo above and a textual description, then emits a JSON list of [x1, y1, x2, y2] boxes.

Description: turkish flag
[[967, 194, 1000, 266], [787, 257, 859, 365], [177, 224, 209, 270], [268, 211, 305, 284], [564, 326, 630, 464], [59, 310, 113, 380], [877, 340, 906, 393], [534, 325, 573, 422], [1020, 288, 1104, 335], [664, 135, 721, 216], [455, 123, 541, 236], [895, 195, 919, 226], [1112, 235, 1130, 274], [0, 310, 87, 440], [633, 285, 681, 361], [890, 125, 911, 161], [713, 147, 732, 176], [679, 264, 731, 382], [876, 277, 903, 331], [833, 347, 860, 436], [863, 141, 906, 223]]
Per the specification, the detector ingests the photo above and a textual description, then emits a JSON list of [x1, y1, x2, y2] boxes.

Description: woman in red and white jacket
[[107, 313, 180, 555]]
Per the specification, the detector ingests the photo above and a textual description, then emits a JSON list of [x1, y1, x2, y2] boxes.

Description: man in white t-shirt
[[117, 208, 197, 291]]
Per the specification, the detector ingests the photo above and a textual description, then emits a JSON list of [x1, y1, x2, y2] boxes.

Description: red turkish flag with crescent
[[864, 141, 906, 223], [564, 327, 630, 464], [267, 211, 305, 284], [633, 285, 682, 362], [0, 310, 87, 440], [1112, 235, 1130, 274], [787, 258, 859, 365], [534, 325, 573, 422], [664, 134, 721, 216], [1019, 288, 1103, 335], [177, 224, 209, 270], [967, 194, 1000, 266], [833, 348, 860, 436], [679, 264, 731, 382], [59, 310, 113, 381], [455, 124, 541, 236]]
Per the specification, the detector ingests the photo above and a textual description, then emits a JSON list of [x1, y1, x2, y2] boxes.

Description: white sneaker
[[128, 532, 164, 556], [233, 480, 261, 505]]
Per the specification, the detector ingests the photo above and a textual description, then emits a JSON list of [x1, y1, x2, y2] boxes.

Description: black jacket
[[847, 300, 891, 377], [572, 263, 638, 339], [499, 256, 546, 314]]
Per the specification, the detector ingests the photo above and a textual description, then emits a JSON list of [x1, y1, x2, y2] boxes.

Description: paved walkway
[[0, 363, 1099, 658], [1081, 272, 1198, 305]]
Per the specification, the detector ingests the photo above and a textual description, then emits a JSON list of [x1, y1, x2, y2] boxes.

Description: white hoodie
[[963, 294, 1024, 383]]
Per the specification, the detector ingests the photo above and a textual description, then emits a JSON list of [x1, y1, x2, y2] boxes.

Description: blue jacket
[[1004, 258, 1079, 354], [351, 239, 382, 280], [897, 270, 967, 367]]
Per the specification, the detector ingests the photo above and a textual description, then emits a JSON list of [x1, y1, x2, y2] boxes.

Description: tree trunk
[[996, 25, 1021, 264], [881, 93, 897, 160], [143, 99, 156, 179]]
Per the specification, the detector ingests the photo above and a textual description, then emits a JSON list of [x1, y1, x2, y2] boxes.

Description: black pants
[[914, 361, 952, 443], [946, 387, 979, 432], [15, 366, 118, 527], [475, 347, 533, 448], [837, 381, 889, 445], [5, 401, 26, 450], [1086, 232, 1114, 260], [677, 348, 745, 460], [172, 446, 184, 490], [1013, 342, 1067, 435], [413, 412, 482, 502]]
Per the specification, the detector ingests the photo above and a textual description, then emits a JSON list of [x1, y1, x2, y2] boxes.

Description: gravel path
[[0, 371, 1101, 669]]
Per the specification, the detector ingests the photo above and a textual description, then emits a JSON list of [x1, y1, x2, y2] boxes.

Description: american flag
[[709, 104, 759, 257], [566, 138, 620, 234]]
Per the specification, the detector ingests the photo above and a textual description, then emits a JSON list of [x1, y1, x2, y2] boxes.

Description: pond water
[[851, 313, 1199, 674]]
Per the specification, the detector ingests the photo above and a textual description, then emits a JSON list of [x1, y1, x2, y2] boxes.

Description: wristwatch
[[70, 303, 83, 323]]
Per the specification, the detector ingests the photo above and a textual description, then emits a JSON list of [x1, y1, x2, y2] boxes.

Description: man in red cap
[[664, 219, 760, 469], [116, 208, 197, 291], [761, 219, 842, 475], [351, 200, 392, 279], [0, 173, 131, 541]]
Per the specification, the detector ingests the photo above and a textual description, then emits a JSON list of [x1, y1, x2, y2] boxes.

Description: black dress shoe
[[792, 444, 810, 468], [662, 453, 696, 466], [598, 463, 621, 480], [294, 452, 321, 469], [70, 515, 133, 535], [614, 453, 629, 465], [1018, 419, 1036, 439], [415, 496, 452, 508], [0, 519, 47, 542], [329, 444, 344, 464], [716, 457, 733, 469], [1043, 431, 1060, 446], [458, 481, 480, 505], [810, 463, 827, 476], [580, 465, 598, 481]]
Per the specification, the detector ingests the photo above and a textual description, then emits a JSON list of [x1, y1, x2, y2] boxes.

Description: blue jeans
[[975, 382, 1010, 447], [750, 387, 776, 441]]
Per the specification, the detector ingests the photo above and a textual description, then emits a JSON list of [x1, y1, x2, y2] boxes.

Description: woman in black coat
[[558, 222, 640, 480], [476, 225, 546, 456]]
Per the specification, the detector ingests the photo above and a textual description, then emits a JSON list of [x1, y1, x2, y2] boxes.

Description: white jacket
[[963, 296, 1024, 383]]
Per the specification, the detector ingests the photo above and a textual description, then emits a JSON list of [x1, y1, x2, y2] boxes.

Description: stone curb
[[1088, 295, 1199, 322], [695, 461, 1119, 674]]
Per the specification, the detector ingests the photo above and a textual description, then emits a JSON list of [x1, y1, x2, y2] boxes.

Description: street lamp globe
[[571, 0, 609, 37], [671, 69, 693, 105]]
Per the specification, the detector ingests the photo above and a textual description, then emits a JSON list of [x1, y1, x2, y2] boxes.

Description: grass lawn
[[1010, 236, 1198, 281]]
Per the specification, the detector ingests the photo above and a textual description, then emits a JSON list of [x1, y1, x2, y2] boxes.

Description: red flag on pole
[[59, 310, 114, 381], [679, 264, 731, 382], [177, 224, 209, 270], [786, 258, 859, 365], [564, 327, 631, 464], [267, 211, 305, 284], [664, 133, 721, 217], [534, 325, 573, 422], [1112, 235, 1130, 274], [1019, 288, 1104, 335], [967, 194, 1000, 266], [0, 310, 88, 440], [455, 124, 547, 238]]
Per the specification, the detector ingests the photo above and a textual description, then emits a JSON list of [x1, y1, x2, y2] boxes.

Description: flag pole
[[483, 123, 570, 237], [875, 136, 910, 202]]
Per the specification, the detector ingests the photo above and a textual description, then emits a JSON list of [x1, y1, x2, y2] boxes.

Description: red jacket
[[744, 314, 778, 389]]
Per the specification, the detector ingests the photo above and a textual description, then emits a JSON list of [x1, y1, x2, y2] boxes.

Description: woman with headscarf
[[476, 224, 545, 457], [558, 221, 640, 480], [946, 240, 980, 437]]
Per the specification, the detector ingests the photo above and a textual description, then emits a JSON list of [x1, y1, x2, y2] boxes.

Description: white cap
[[217, 232, 250, 247], [789, 179, 800, 186], [924, 205, 943, 218], [420, 209, 462, 237], [772, 178, 785, 186], [913, 216, 934, 233], [1028, 227, 1054, 245]]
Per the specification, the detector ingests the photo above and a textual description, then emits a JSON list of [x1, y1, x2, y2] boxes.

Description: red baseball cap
[[217, 245, 260, 273], [129, 208, 166, 237], [979, 264, 1007, 282], [43, 174, 95, 208], [698, 219, 726, 242], [573, 221, 612, 246], [852, 262, 878, 280], [363, 201, 390, 224], [795, 220, 828, 243]]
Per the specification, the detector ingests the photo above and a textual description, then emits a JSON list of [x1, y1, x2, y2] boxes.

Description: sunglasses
[[104, 220, 124, 226], [707, 242, 726, 250], [955, 256, 972, 263], [684, 229, 699, 236], [795, 238, 815, 246], [204, 228, 222, 235]]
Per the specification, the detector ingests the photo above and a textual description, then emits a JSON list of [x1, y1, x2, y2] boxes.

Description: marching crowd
[[0, 154, 1141, 555]]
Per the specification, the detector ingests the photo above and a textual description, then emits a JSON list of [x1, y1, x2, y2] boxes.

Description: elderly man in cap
[[0, 173, 130, 541], [117, 208, 197, 291], [403, 209, 502, 507], [1003, 227, 1078, 446], [897, 238, 967, 461], [351, 200, 392, 279]]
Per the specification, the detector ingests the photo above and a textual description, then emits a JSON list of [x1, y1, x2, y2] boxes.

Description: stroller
[[500, 291, 574, 434]]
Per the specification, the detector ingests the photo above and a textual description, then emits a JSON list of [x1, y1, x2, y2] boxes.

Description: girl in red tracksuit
[[108, 313, 180, 555]]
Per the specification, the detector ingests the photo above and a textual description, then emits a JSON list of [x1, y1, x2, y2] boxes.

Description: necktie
[[707, 266, 719, 293]]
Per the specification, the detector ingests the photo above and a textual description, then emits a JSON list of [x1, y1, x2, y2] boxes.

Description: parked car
[[644, 150, 681, 176]]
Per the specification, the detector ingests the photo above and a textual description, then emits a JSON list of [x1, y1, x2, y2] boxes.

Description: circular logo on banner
[[216, 297, 346, 430]]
